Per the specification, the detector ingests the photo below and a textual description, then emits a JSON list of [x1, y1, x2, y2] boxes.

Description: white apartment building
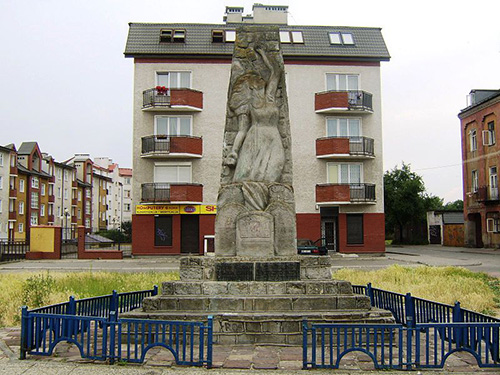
[[125, 4, 390, 255]]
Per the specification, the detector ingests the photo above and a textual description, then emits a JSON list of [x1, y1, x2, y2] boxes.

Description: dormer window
[[160, 29, 186, 43], [279, 30, 304, 44], [212, 29, 236, 43], [329, 32, 355, 45]]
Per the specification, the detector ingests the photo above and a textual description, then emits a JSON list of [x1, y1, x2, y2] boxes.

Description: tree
[[443, 199, 464, 211], [384, 163, 442, 244]]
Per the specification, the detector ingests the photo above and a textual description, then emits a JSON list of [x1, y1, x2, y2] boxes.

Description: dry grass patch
[[0, 271, 179, 327], [333, 265, 500, 317]]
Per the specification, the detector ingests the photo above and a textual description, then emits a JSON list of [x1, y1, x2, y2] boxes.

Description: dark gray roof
[[442, 212, 464, 225], [17, 164, 52, 178], [125, 23, 390, 61], [18, 142, 38, 155]]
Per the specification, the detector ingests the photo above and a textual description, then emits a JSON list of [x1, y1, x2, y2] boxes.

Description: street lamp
[[61, 208, 70, 240]]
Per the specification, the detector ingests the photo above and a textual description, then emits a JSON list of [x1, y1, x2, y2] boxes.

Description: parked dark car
[[297, 238, 328, 255]]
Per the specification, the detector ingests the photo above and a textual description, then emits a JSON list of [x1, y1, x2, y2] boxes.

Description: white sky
[[1, 0, 499, 203]]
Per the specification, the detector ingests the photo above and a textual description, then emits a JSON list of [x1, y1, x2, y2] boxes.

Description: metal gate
[[61, 227, 78, 259], [321, 219, 337, 251]]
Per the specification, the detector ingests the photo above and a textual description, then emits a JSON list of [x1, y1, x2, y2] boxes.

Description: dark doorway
[[473, 213, 483, 248], [320, 207, 339, 252], [429, 225, 441, 244], [181, 215, 199, 254]]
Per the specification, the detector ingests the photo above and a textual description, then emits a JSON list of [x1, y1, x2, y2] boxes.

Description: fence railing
[[20, 286, 213, 367], [304, 284, 500, 370], [0, 240, 29, 262]]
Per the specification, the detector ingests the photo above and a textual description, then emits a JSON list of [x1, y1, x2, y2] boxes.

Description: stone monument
[[127, 26, 393, 345], [215, 25, 296, 257]]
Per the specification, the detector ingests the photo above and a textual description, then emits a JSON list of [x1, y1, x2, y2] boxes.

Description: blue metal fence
[[20, 287, 213, 367], [304, 283, 500, 370]]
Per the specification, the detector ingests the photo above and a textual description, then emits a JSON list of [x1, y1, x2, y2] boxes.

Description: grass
[[333, 265, 500, 317], [0, 271, 179, 327]]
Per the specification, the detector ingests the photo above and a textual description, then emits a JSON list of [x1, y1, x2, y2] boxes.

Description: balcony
[[71, 216, 78, 224], [8, 211, 16, 220], [10, 165, 18, 176], [316, 136, 374, 159], [48, 214, 55, 223], [476, 186, 500, 203], [72, 198, 78, 206], [48, 195, 55, 203], [141, 135, 203, 158], [142, 88, 203, 112], [48, 176, 55, 184], [9, 188, 17, 199], [141, 183, 203, 204], [315, 90, 373, 114], [316, 183, 376, 204]]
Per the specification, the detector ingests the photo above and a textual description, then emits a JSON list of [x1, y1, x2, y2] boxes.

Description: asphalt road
[[0, 245, 498, 277]]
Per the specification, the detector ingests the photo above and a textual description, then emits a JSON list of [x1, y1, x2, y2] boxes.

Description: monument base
[[123, 256, 395, 344]]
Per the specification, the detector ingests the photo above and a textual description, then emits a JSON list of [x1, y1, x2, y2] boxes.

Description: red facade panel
[[338, 213, 385, 253], [170, 184, 203, 203], [296, 213, 321, 240], [170, 89, 203, 109], [170, 136, 203, 156], [316, 184, 350, 203], [316, 138, 350, 156], [315, 91, 349, 111]]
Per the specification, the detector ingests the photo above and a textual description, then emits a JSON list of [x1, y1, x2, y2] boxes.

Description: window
[[327, 118, 361, 137], [31, 177, 39, 189], [0, 176, 2, 190], [155, 116, 192, 136], [154, 163, 191, 183], [471, 170, 479, 192], [86, 189, 91, 198], [159, 28, 186, 43], [64, 188, 68, 200], [329, 32, 355, 45], [40, 204, 45, 217], [327, 163, 362, 184], [19, 223, 23, 233], [124, 203, 131, 212], [212, 29, 236, 43], [346, 214, 364, 244], [469, 129, 477, 151], [31, 192, 39, 209], [85, 219, 90, 229], [41, 183, 46, 196], [78, 208, 82, 219], [30, 212, 38, 226], [85, 201, 91, 215], [64, 170, 69, 181], [173, 29, 186, 43], [19, 179, 24, 193], [487, 218, 500, 233], [124, 177, 131, 185], [57, 187, 62, 199], [279, 30, 304, 44], [57, 168, 62, 180], [484, 121, 496, 146], [19, 201, 24, 215], [490, 166, 498, 199], [0, 154, 3, 166], [156, 72, 191, 89], [0, 199, 2, 213], [326, 74, 359, 91], [78, 191, 82, 201], [159, 29, 172, 42], [155, 216, 173, 246], [125, 190, 131, 198]]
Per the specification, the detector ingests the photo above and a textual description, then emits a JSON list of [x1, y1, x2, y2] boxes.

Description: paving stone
[[222, 359, 252, 368]]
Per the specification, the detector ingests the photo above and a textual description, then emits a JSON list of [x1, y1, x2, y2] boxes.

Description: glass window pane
[[327, 164, 338, 183], [155, 166, 177, 182], [178, 166, 191, 183], [170, 73, 178, 88], [349, 119, 360, 136], [157, 73, 169, 86], [339, 119, 348, 137], [340, 164, 349, 183], [326, 74, 335, 91], [279, 31, 291, 43], [291, 31, 303, 43], [342, 33, 354, 44], [169, 117, 178, 135], [326, 119, 337, 137], [350, 164, 361, 183], [179, 118, 191, 135], [347, 75, 358, 90], [329, 32, 342, 44], [225, 30, 236, 42], [156, 117, 168, 134], [338, 75, 347, 91], [180, 72, 191, 88]]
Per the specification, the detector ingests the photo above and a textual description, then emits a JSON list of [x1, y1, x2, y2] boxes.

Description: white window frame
[[0, 153, 3, 166], [0, 176, 2, 190], [156, 71, 192, 89], [19, 223, 23, 233], [154, 162, 192, 184], [19, 201, 24, 215], [19, 179, 24, 193], [471, 170, 479, 192], [41, 183, 46, 196], [486, 218, 500, 233], [30, 212, 38, 226], [154, 115, 193, 136], [328, 32, 355, 45], [489, 166, 498, 199], [325, 73, 359, 91], [0, 199, 2, 214], [31, 177, 39, 189], [31, 192, 39, 209], [326, 162, 363, 184], [469, 129, 477, 151], [40, 204, 45, 217], [326, 117, 362, 138]]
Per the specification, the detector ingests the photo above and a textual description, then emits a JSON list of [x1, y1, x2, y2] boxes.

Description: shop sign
[[136, 204, 217, 215]]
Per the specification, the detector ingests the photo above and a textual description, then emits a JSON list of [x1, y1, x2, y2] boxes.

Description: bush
[[22, 273, 55, 308]]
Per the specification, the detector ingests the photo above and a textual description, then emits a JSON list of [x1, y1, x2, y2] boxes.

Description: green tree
[[384, 163, 442, 243], [443, 199, 464, 211]]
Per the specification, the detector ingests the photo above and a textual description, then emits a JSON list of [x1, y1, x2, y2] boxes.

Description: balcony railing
[[316, 136, 374, 158], [476, 186, 500, 202], [142, 88, 203, 111], [9, 211, 16, 220], [316, 183, 376, 204], [9, 188, 17, 198], [48, 195, 55, 203], [141, 135, 203, 158], [315, 90, 373, 114], [141, 183, 203, 203], [48, 214, 55, 223]]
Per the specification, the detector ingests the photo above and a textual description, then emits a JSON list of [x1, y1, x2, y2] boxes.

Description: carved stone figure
[[215, 26, 296, 257]]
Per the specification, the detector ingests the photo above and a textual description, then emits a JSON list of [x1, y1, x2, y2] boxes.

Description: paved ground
[[0, 245, 498, 374]]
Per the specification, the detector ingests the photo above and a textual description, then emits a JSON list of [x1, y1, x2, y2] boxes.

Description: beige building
[[125, 4, 390, 255]]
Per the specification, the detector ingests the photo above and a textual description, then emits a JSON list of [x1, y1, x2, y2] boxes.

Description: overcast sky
[[1, 0, 499, 203]]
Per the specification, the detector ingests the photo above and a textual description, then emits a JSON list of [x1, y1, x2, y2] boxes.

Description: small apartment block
[[459, 89, 500, 247], [125, 4, 390, 255]]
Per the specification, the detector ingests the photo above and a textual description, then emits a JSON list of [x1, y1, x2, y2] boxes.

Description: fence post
[[452, 301, 463, 346], [108, 311, 117, 364], [302, 319, 308, 369], [67, 296, 76, 338], [207, 315, 213, 369], [110, 290, 119, 317], [404, 293, 415, 370], [153, 285, 159, 296], [367, 283, 375, 306], [20, 306, 28, 360]]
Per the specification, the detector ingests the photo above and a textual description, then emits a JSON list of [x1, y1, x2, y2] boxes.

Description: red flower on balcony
[[155, 86, 168, 95]]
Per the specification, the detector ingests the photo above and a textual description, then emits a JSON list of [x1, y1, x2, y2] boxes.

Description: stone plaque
[[216, 262, 254, 281], [236, 212, 274, 257], [255, 262, 300, 281]]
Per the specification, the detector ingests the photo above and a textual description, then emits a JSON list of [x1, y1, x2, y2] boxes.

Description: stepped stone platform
[[124, 256, 395, 345]]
